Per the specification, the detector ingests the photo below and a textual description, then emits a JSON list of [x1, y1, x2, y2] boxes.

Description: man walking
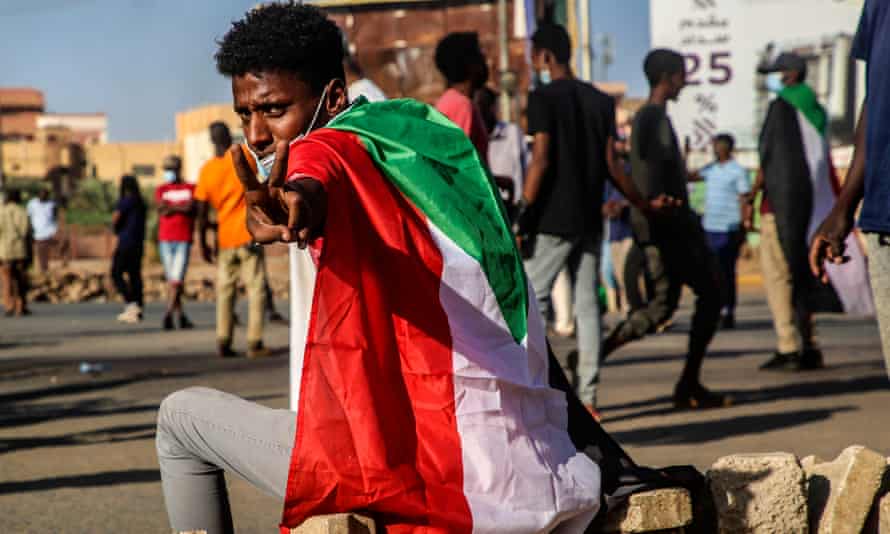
[[195, 122, 269, 358], [811, 0, 888, 378], [156, 155, 196, 330], [26, 188, 60, 274], [602, 49, 729, 410], [518, 24, 619, 417], [750, 52, 873, 371], [0, 190, 31, 316]]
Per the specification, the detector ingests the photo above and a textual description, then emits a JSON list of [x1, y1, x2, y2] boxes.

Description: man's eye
[[264, 107, 285, 117], [237, 111, 250, 124]]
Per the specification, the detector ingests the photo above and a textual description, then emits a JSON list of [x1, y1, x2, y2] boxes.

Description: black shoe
[[673, 383, 733, 410], [796, 348, 824, 370], [218, 342, 238, 358], [178, 315, 194, 329], [721, 315, 736, 330], [163, 314, 175, 331], [759, 351, 799, 371]]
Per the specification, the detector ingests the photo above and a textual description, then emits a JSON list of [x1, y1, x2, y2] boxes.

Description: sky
[[1, 0, 651, 142]]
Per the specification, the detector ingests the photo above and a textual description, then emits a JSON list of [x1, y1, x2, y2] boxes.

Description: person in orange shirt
[[195, 121, 269, 358]]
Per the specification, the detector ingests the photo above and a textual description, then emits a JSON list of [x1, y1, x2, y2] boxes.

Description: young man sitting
[[156, 4, 636, 533]]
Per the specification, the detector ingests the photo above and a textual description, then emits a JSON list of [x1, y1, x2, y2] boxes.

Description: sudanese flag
[[759, 83, 874, 315], [278, 97, 601, 533]]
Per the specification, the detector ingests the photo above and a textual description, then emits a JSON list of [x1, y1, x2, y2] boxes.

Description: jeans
[[159, 241, 192, 284], [865, 233, 890, 381], [524, 233, 602, 406], [156, 387, 296, 534], [217, 245, 266, 347], [706, 229, 743, 317], [111, 245, 143, 306]]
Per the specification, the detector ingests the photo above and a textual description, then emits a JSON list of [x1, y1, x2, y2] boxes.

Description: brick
[[603, 487, 693, 533], [804, 445, 887, 534], [707, 452, 808, 534], [289, 513, 376, 534]]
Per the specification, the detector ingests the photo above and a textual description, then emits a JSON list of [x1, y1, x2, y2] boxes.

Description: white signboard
[[650, 0, 864, 150]]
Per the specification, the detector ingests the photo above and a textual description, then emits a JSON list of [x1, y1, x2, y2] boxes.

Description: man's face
[[668, 71, 686, 100], [781, 69, 799, 86], [531, 47, 546, 73], [38, 190, 49, 201], [233, 70, 335, 158]]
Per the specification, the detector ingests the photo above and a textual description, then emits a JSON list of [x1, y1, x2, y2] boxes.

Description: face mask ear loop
[[302, 85, 329, 140]]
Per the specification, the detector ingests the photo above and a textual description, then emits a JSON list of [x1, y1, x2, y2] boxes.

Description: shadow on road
[[601, 375, 888, 424], [610, 406, 855, 445], [0, 469, 160, 495], [0, 423, 156, 455]]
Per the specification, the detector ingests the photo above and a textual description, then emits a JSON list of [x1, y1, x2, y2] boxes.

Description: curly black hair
[[434, 32, 484, 85], [531, 24, 571, 64], [215, 2, 345, 94]]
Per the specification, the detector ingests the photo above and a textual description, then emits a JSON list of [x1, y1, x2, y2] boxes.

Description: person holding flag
[[154, 4, 689, 533], [746, 52, 874, 372]]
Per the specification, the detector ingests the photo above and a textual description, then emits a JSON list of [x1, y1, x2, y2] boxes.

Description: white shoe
[[116, 303, 142, 323]]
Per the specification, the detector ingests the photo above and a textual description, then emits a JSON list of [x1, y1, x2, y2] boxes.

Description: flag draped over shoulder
[[280, 97, 601, 533], [759, 84, 874, 315]]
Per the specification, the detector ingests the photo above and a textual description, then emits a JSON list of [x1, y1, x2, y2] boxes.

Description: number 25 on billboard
[[685, 52, 733, 86]]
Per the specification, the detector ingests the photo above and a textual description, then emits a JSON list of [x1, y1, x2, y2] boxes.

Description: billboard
[[650, 0, 864, 150]]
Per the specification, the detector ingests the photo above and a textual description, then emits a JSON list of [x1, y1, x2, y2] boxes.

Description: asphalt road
[[1, 288, 887, 533]]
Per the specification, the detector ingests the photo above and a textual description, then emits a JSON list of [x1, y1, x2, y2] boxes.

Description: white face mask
[[246, 85, 329, 182], [163, 170, 178, 183]]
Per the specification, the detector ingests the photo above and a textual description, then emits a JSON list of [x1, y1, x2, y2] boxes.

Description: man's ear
[[326, 79, 348, 116]]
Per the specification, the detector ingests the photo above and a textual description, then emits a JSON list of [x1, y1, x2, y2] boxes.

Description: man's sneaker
[[673, 382, 733, 410], [162, 314, 175, 331], [116, 303, 142, 324], [796, 348, 825, 371], [178, 314, 195, 329], [247, 341, 273, 359], [218, 341, 238, 358], [584, 404, 602, 423], [759, 351, 799, 371]]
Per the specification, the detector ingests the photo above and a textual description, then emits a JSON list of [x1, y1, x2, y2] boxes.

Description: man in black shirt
[[602, 49, 730, 410], [520, 24, 657, 418]]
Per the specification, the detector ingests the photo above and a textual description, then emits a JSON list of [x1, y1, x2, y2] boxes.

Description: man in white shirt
[[26, 189, 59, 273], [344, 55, 386, 103]]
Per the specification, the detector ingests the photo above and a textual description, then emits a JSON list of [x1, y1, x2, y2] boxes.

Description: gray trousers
[[865, 233, 890, 381], [156, 387, 295, 534], [524, 233, 602, 406]]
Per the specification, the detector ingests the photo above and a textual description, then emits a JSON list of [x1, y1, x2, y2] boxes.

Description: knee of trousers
[[156, 386, 213, 458]]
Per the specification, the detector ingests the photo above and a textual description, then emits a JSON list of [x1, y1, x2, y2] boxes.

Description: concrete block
[[707, 452, 808, 534], [603, 487, 693, 533], [289, 514, 376, 534], [863, 459, 890, 534], [804, 445, 886, 534]]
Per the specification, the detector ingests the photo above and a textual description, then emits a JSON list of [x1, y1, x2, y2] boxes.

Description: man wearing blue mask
[[519, 24, 662, 419], [156, 155, 196, 330], [746, 52, 874, 372]]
